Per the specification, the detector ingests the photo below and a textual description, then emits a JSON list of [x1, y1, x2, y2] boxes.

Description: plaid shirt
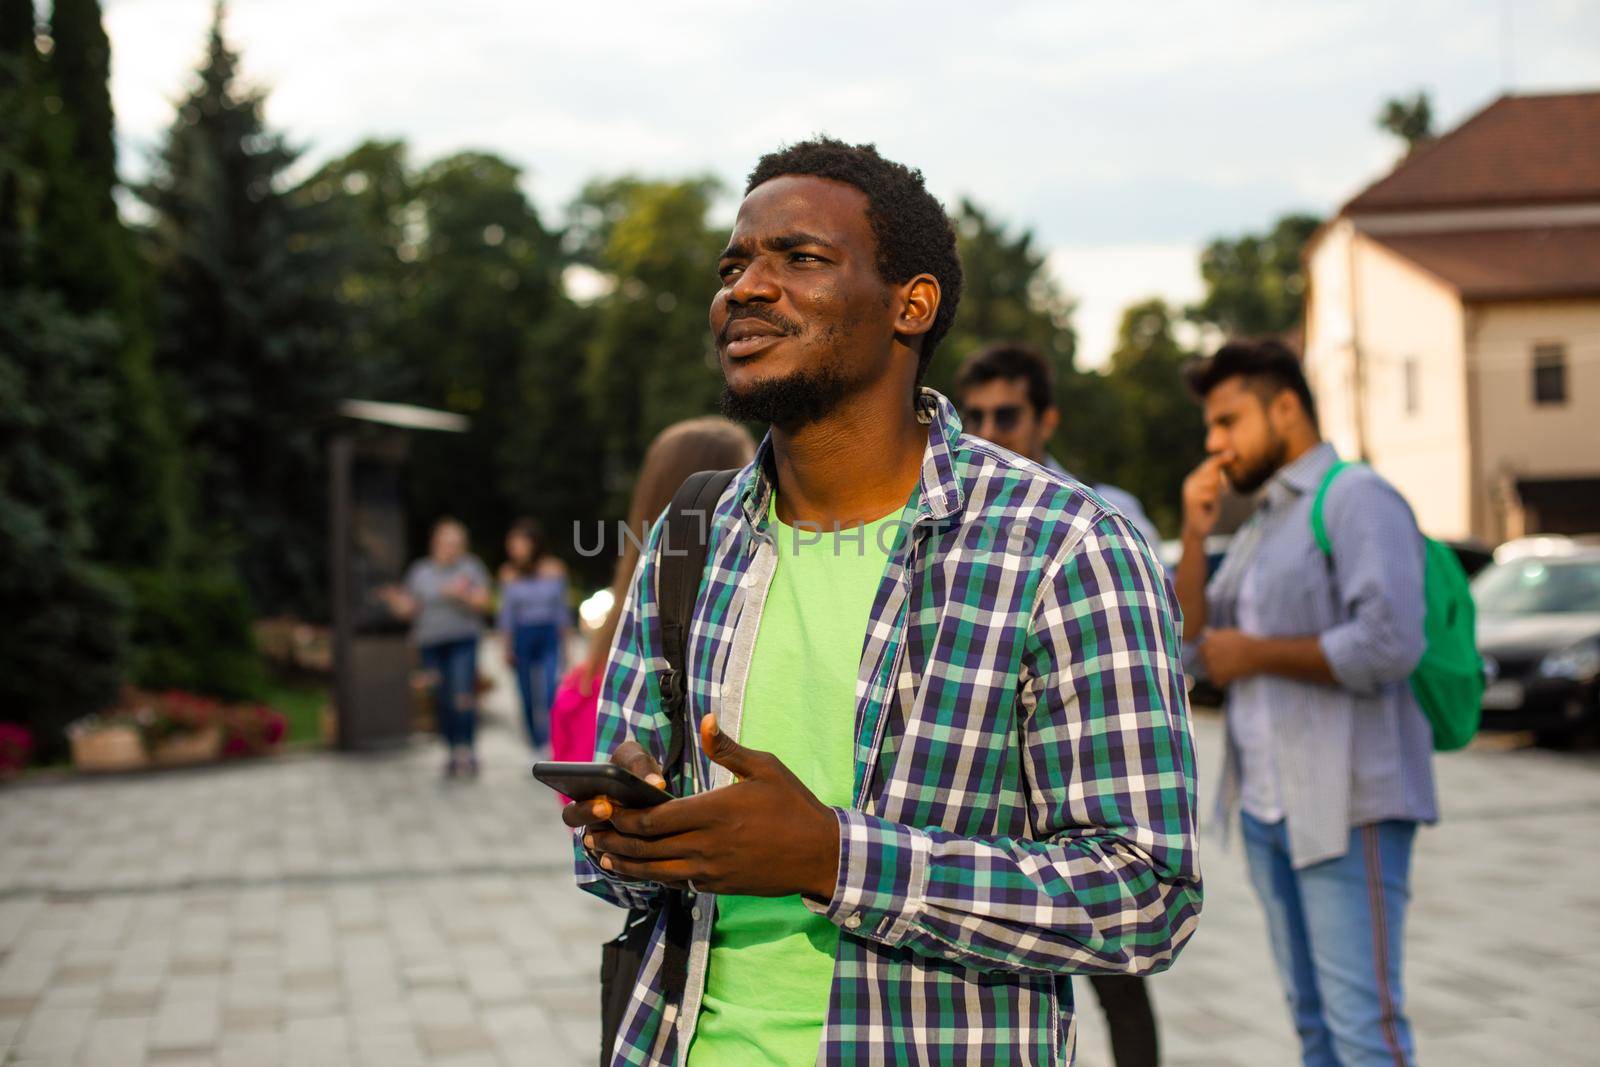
[[576, 390, 1202, 1066]]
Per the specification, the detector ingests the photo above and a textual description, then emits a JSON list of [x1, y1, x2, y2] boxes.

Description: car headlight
[[1538, 639, 1600, 683]]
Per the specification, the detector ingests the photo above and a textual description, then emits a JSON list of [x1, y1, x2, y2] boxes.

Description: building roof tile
[[1369, 224, 1600, 300], [1346, 91, 1600, 214]]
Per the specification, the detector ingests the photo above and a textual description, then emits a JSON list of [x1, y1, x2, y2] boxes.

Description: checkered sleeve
[[573, 516, 672, 911], [815, 514, 1203, 975]]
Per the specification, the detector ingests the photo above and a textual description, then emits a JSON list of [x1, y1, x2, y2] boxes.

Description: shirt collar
[[1272, 441, 1339, 500], [738, 387, 967, 533]]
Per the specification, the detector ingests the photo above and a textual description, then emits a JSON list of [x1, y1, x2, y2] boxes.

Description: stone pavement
[[3, 658, 1599, 1065]]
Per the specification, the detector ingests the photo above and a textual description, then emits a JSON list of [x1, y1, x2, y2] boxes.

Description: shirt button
[[844, 913, 862, 930]]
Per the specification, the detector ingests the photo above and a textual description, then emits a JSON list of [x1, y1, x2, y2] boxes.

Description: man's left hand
[[1199, 628, 1261, 687], [583, 714, 841, 900]]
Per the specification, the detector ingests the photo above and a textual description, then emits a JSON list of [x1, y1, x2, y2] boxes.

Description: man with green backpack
[[1175, 340, 1476, 1067]]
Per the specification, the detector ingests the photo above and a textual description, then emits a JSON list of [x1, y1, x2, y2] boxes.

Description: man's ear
[[1269, 388, 1300, 432], [894, 273, 941, 339], [1038, 405, 1060, 443]]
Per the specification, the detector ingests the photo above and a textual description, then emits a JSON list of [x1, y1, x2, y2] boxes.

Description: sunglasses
[[962, 404, 1026, 433]]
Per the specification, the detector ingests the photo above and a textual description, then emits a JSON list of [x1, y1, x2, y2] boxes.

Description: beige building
[[1303, 91, 1600, 544]]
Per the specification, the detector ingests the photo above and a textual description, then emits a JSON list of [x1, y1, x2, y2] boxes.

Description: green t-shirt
[[686, 499, 907, 1067]]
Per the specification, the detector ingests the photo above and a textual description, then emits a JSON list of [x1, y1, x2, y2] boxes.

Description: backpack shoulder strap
[[1311, 460, 1355, 557], [655, 468, 739, 781]]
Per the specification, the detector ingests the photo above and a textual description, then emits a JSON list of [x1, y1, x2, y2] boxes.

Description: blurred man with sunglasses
[[955, 343, 1160, 547]]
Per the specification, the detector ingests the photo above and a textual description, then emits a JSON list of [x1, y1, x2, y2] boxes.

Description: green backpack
[[1312, 461, 1483, 751]]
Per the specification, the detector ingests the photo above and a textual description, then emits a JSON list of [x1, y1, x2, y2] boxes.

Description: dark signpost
[[328, 401, 468, 751]]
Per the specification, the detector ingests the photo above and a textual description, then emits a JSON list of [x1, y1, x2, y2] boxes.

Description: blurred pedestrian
[[1176, 340, 1434, 1067], [953, 342, 1161, 546], [954, 340, 1162, 1067], [548, 417, 755, 769], [499, 519, 569, 755], [383, 517, 492, 778]]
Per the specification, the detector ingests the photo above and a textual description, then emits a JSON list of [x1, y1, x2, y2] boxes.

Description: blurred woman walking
[[499, 519, 569, 754], [383, 517, 492, 778]]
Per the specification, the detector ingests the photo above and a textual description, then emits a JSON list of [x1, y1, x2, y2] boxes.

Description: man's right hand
[[560, 741, 666, 831], [1181, 453, 1232, 540]]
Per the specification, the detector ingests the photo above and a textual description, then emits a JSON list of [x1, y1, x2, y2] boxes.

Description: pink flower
[[0, 722, 33, 774]]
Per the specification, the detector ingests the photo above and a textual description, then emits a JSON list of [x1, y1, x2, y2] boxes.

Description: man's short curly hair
[[746, 137, 964, 383]]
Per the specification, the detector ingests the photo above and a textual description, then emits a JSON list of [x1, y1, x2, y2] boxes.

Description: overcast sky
[[103, 0, 1598, 368]]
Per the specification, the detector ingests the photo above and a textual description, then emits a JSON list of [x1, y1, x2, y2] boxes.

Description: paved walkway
[[3, 658, 1598, 1065]]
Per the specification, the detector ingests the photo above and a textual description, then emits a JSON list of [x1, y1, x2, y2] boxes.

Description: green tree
[[138, 2, 346, 614], [569, 176, 725, 516], [930, 198, 1134, 488], [0, 0, 137, 758], [1102, 300, 1204, 537], [305, 142, 599, 577], [0, 289, 129, 759], [933, 198, 1076, 392], [1188, 213, 1320, 339], [1378, 91, 1434, 152], [0, 0, 38, 286], [20, 0, 189, 568]]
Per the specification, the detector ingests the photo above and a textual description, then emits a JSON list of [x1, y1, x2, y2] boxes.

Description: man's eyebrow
[[764, 232, 836, 253], [719, 232, 838, 259]]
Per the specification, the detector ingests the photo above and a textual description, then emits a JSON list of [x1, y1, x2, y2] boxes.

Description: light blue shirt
[[1189, 443, 1438, 868]]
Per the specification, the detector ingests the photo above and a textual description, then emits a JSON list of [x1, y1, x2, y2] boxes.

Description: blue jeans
[[1240, 812, 1417, 1067], [419, 636, 479, 750], [511, 623, 561, 748]]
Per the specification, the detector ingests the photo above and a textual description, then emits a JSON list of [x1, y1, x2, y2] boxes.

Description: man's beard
[[1229, 433, 1289, 495], [719, 362, 857, 431]]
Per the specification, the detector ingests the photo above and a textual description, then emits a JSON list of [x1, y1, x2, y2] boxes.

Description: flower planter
[[70, 724, 149, 772], [151, 725, 223, 766]]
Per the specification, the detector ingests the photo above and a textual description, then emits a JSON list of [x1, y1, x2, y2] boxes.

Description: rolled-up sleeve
[[1317, 477, 1427, 696]]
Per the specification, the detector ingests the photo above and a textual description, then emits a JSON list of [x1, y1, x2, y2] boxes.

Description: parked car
[[1473, 542, 1600, 745]]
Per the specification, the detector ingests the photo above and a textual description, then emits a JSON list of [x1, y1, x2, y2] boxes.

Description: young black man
[[567, 138, 1202, 1067]]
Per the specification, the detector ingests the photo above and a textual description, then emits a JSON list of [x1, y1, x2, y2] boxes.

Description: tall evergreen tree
[[139, 2, 345, 614], [0, 288, 130, 760], [0, 5, 130, 755], [27, 0, 189, 569], [46, 0, 113, 194], [0, 0, 37, 285]]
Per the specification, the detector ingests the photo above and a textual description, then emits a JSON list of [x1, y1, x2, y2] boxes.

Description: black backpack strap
[[655, 468, 738, 788], [648, 468, 737, 1034]]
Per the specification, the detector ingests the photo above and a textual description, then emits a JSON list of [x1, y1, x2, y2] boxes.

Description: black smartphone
[[532, 761, 674, 807]]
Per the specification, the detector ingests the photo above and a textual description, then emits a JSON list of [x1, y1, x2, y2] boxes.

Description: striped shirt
[[575, 389, 1202, 1066], [1194, 442, 1438, 869]]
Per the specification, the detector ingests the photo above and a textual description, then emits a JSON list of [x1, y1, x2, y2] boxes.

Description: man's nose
[[727, 257, 780, 304]]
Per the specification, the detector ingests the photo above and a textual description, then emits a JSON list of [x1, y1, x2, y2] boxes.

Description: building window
[[1533, 343, 1568, 405], [1402, 357, 1420, 416]]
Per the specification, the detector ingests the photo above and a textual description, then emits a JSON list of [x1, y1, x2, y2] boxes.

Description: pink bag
[[549, 663, 601, 767]]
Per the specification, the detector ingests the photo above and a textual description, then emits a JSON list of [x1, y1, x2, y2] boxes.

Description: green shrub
[[123, 568, 265, 701], [0, 555, 128, 763]]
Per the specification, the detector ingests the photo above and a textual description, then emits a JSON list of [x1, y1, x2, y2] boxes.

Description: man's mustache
[[718, 305, 802, 345]]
